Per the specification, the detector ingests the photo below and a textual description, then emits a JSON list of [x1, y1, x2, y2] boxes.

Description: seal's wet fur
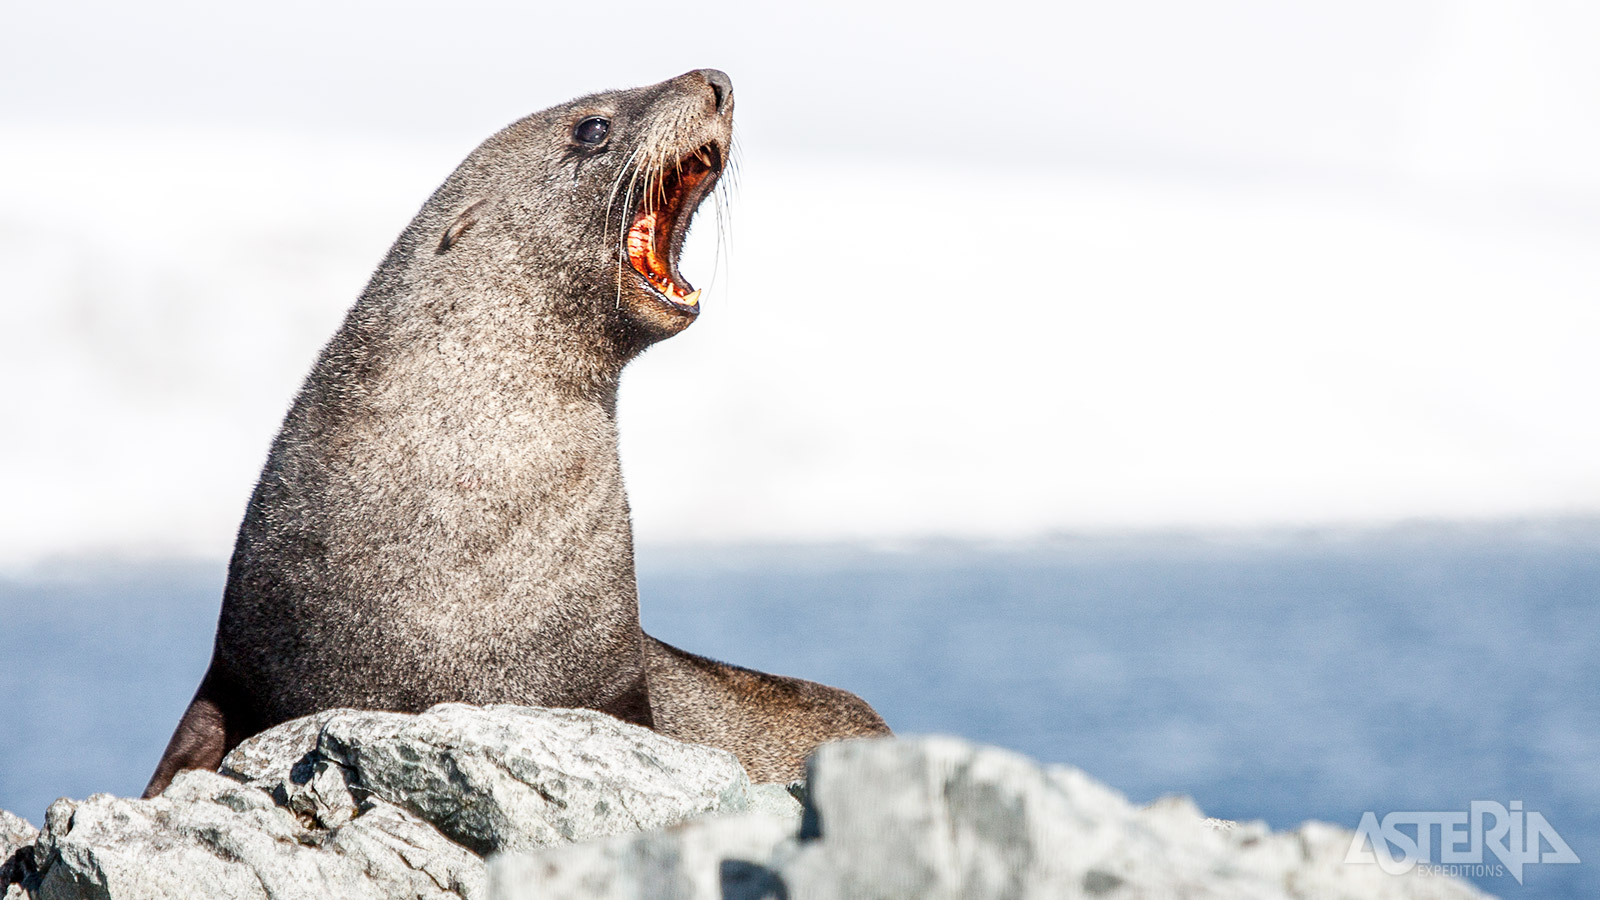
[[145, 70, 887, 797]]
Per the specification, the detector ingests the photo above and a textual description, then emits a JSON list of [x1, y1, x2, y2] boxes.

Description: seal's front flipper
[[142, 675, 230, 798]]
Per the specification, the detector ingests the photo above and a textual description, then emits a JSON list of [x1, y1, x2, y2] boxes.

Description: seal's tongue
[[626, 211, 697, 305]]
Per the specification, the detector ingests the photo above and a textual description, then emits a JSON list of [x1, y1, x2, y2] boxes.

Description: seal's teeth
[[681, 289, 701, 308]]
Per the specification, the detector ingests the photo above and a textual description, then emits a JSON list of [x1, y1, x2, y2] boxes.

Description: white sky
[[2, 0, 1599, 567]]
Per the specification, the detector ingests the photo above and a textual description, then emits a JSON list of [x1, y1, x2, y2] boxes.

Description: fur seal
[[145, 69, 887, 797]]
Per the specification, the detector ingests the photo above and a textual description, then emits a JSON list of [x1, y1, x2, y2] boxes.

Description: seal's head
[[426, 69, 733, 363]]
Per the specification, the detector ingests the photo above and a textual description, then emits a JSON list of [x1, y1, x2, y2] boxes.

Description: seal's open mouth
[[626, 143, 722, 313]]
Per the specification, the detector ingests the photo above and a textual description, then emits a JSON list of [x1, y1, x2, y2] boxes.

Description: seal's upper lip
[[626, 142, 723, 314]]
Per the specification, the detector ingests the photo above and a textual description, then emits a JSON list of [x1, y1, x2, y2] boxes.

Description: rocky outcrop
[[1, 705, 1491, 900], [492, 737, 1493, 900], [30, 769, 481, 900], [7, 705, 766, 900], [1, 809, 38, 900], [229, 704, 754, 854]]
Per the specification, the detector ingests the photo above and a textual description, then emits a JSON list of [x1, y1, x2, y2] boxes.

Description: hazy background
[[3, 0, 1599, 565], [3, 2, 1598, 897]]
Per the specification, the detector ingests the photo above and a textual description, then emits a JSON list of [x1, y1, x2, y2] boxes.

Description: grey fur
[[146, 70, 887, 797]]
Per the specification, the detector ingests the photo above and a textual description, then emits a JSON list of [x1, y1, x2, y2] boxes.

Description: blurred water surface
[[1, 519, 1594, 899]]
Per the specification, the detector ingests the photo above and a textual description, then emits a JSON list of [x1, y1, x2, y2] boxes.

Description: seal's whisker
[[711, 136, 740, 304], [615, 148, 651, 310], [709, 179, 732, 303], [605, 146, 646, 231], [648, 144, 669, 213], [726, 133, 745, 194], [618, 184, 639, 309], [608, 146, 650, 310]]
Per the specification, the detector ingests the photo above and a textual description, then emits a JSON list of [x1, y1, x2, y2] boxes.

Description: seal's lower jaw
[[625, 143, 721, 325]]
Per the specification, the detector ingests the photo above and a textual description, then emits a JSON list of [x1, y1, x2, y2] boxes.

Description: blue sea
[[2, 519, 1595, 899]]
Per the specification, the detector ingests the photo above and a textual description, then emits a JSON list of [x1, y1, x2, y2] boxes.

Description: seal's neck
[[356, 240, 635, 402], [282, 263, 642, 591]]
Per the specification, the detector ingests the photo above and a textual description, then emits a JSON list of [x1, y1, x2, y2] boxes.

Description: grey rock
[[31, 768, 485, 900], [1218, 817, 1494, 900], [781, 736, 1118, 899], [1, 809, 38, 899], [278, 755, 365, 830], [227, 702, 756, 855], [326, 800, 487, 900], [782, 738, 1494, 900], [0, 811, 33, 856], [22, 703, 761, 900], [744, 783, 803, 828], [220, 708, 346, 784], [308, 704, 751, 855], [12, 710, 1500, 900], [490, 736, 1494, 900], [35, 771, 343, 900], [489, 812, 795, 900]]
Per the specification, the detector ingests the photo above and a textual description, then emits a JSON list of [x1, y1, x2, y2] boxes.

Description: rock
[[324, 800, 487, 900], [10, 708, 1497, 900], [1, 810, 38, 898], [304, 704, 751, 854], [489, 812, 795, 900], [1219, 817, 1493, 900], [491, 736, 1495, 900], [0, 811, 33, 856], [21, 704, 754, 900], [220, 708, 345, 784], [222, 703, 755, 855], [478, 779, 806, 900], [781, 737, 1139, 899], [744, 783, 803, 828], [276, 752, 366, 831], [30, 769, 483, 900], [790, 739, 1494, 899]]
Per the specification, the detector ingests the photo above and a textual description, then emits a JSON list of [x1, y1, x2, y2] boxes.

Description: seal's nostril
[[699, 69, 733, 114]]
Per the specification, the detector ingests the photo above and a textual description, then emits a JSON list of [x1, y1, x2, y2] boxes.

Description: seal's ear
[[438, 198, 492, 253]]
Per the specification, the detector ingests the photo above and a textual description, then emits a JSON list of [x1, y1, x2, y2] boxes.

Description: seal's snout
[[675, 68, 734, 117], [699, 69, 733, 115]]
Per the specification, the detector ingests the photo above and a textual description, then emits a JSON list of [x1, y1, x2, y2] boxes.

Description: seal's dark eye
[[573, 116, 609, 145]]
